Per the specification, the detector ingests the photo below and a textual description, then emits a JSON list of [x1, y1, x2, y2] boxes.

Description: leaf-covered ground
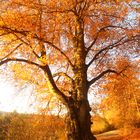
[[96, 129, 140, 140]]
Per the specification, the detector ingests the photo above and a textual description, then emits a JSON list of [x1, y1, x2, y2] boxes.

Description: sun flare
[[0, 77, 35, 113]]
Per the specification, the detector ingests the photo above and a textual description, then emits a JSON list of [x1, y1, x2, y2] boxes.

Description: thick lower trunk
[[66, 100, 97, 140]]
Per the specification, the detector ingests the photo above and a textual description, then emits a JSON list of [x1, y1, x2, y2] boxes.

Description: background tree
[[100, 58, 140, 129], [0, 0, 139, 140], [0, 112, 66, 140]]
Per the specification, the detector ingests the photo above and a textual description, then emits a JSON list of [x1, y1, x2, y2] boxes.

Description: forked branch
[[87, 36, 126, 67], [88, 65, 131, 87], [86, 25, 126, 53], [41, 65, 70, 105], [0, 58, 69, 105]]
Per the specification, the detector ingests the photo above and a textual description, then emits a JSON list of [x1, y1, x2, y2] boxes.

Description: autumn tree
[[0, 0, 139, 139], [100, 58, 140, 128]]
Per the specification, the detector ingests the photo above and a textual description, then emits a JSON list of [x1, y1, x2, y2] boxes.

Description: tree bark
[[64, 10, 97, 140], [66, 99, 97, 140]]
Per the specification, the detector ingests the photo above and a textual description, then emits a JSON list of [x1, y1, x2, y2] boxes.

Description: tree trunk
[[64, 13, 97, 140], [66, 99, 97, 140]]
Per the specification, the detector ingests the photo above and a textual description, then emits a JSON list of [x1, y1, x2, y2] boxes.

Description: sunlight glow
[[0, 76, 35, 113]]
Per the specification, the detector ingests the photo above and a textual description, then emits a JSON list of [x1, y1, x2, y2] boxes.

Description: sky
[[0, 75, 35, 113]]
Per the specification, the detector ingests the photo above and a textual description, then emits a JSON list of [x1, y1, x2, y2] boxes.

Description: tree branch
[[53, 72, 74, 82], [86, 25, 127, 53], [0, 43, 23, 61], [0, 32, 11, 37], [0, 25, 29, 36], [87, 36, 126, 67], [88, 69, 118, 86], [87, 34, 139, 68], [88, 65, 132, 87], [0, 58, 42, 68], [0, 25, 74, 68], [13, 33, 40, 59], [40, 39, 74, 68], [0, 57, 69, 104], [0, 26, 70, 105], [41, 65, 69, 105]]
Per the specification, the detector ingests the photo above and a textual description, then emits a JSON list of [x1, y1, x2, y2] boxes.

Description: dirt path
[[96, 130, 123, 140], [96, 129, 140, 140]]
